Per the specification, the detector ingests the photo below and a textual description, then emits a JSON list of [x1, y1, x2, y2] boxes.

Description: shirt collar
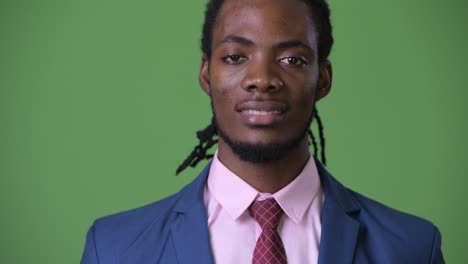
[[271, 155, 321, 223], [207, 150, 321, 223], [207, 151, 259, 220]]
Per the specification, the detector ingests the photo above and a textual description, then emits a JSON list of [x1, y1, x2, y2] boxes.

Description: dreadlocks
[[176, 116, 218, 175]]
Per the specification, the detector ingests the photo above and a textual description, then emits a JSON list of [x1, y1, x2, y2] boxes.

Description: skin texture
[[199, 0, 332, 193]]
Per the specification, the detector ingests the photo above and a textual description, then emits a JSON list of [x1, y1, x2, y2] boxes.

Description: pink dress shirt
[[203, 150, 324, 264]]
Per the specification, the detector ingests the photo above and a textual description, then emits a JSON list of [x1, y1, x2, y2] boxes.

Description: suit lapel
[[316, 159, 361, 264], [170, 203, 214, 264], [318, 196, 360, 264], [170, 163, 214, 264]]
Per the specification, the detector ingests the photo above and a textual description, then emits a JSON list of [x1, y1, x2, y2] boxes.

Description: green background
[[1, 0, 467, 263]]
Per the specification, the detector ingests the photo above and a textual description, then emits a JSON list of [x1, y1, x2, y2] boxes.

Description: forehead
[[213, 0, 317, 46]]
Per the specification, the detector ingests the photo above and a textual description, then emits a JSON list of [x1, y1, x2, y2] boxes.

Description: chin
[[218, 127, 305, 164]]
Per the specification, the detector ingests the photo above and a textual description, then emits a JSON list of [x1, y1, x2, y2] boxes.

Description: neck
[[217, 137, 310, 193]]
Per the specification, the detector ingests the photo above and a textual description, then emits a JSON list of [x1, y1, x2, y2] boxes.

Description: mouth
[[242, 109, 282, 115], [236, 101, 288, 126]]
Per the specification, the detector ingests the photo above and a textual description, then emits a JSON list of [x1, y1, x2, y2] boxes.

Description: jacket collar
[[173, 161, 212, 213], [315, 157, 360, 213]]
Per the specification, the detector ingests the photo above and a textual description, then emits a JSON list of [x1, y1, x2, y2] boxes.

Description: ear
[[316, 60, 332, 101], [199, 55, 211, 96]]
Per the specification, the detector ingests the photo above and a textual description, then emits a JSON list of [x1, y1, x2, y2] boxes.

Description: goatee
[[212, 102, 315, 164]]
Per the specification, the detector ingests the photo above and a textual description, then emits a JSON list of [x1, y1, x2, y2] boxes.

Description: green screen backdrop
[[1, 0, 467, 263]]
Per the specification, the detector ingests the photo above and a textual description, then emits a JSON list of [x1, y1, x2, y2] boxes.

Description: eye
[[279, 56, 307, 66], [223, 55, 248, 64]]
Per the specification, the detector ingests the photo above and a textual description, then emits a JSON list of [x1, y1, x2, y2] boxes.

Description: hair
[[201, 0, 334, 63], [176, 0, 333, 175]]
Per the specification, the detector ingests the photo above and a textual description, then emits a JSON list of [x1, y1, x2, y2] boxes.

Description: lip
[[236, 101, 288, 126]]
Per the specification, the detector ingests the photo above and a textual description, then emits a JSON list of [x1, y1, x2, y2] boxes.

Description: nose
[[241, 57, 283, 93]]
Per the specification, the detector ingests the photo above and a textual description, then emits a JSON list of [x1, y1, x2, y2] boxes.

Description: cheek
[[294, 96, 315, 118], [210, 58, 244, 91], [209, 79, 238, 116], [286, 73, 318, 100], [287, 75, 319, 118]]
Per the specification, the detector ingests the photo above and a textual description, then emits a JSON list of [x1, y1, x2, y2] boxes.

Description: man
[[81, 0, 445, 263]]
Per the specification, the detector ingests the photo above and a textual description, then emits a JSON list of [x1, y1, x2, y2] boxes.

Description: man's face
[[200, 0, 331, 162]]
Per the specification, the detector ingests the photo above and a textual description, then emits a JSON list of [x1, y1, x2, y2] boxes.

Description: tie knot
[[249, 198, 284, 230]]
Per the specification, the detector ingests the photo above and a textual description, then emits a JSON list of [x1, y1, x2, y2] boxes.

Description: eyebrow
[[216, 35, 314, 54], [273, 40, 314, 53], [216, 35, 255, 47]]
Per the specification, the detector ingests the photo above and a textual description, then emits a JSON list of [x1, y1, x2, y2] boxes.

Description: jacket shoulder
[[88, 192, 181, 262], [82, 164, 211, 264], [347, 188, 443, 263], [350, 188, 435, 229], [96, 192, 179, 234]]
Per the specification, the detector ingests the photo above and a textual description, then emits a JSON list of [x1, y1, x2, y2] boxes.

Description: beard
[[212, 101, 315, 164]]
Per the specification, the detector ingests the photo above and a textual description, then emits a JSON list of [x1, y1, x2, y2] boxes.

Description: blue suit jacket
[[81, 159, 445, 263]]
